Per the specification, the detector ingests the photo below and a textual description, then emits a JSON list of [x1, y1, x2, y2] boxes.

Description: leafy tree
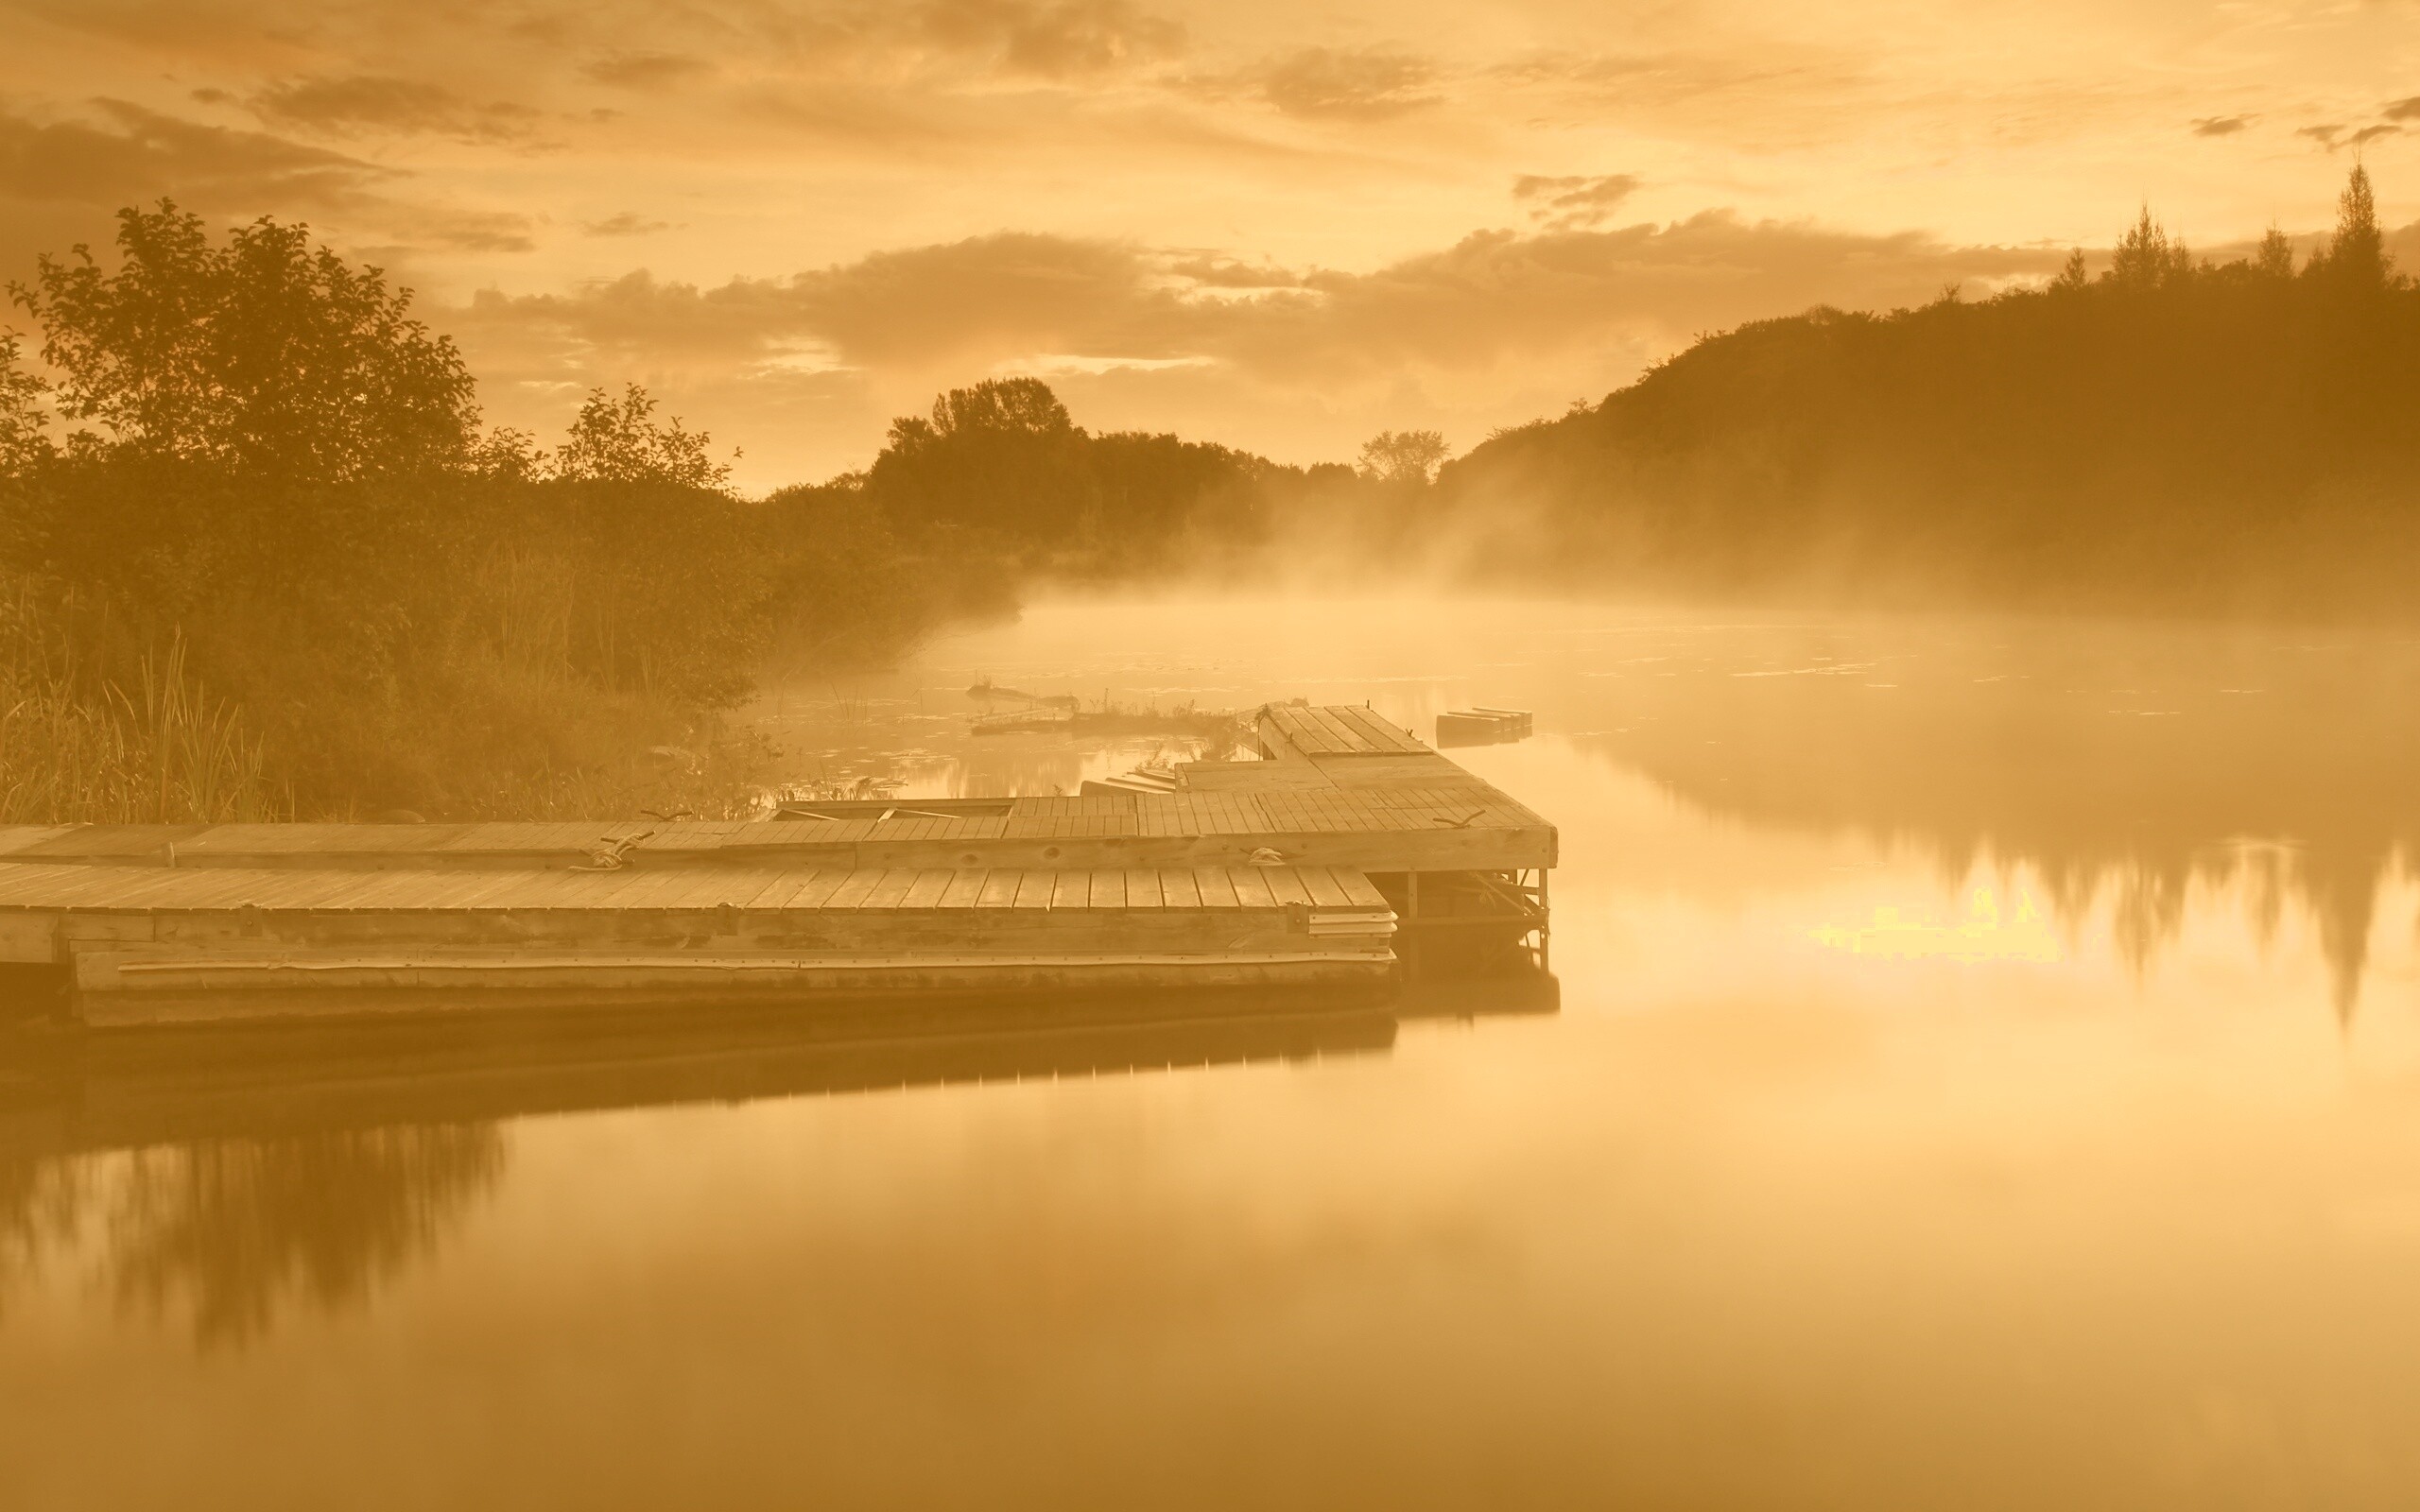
[[2049, 249, 2090, 292], [544, 385, 762, 701], [555, 384, 732, 490], [869, 377, 1095, 547], [1357, 429, 1450, 485], [9, 201, 477, 482], [0, 331, 48, 477]]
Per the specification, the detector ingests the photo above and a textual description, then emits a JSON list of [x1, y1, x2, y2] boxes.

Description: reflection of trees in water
[[0, 1143, 86, 1314], [1593, 624, 2420, 1020], [1, 1124, 504, 1348], [2021, 839, 2395, 1019]]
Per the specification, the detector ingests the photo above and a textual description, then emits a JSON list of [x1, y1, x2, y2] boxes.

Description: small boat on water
[[972, 702, 1239, 739], [972, 708, 1076, 735], [1435, 708, 1533, 747]]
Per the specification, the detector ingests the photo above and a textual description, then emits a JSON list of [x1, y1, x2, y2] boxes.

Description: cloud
[[411, 208, 539, 253], [583, 212, 674, 237], [443, 212, 2067, 486], [1512, 174, 1642, 230], [2190, 115, 2250, 137], [1161, 254, 1303, 289], [248, 75, 544, 144], [581, 52, 717, 91], [913, 0, 1186, 78], [450, 213, 2063, 391], [1252, 48, 1440, 119], [0, 99, 388, 210], [2299, 123, 2398, 150], [2387, 96, 2420, 124]]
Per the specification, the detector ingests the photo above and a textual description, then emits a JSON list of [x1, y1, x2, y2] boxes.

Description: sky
[[2, 0, 2416, 490]]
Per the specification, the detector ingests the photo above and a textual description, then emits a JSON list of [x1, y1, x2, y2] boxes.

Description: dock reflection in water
[[0, 974, 1556, 1349]]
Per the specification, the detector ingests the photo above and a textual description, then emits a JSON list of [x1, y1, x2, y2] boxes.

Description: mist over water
[[8, 594, 2420, 1509]]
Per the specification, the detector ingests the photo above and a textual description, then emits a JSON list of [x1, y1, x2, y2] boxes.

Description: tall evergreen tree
[[2107, 206, 2193, 290], [2256, 226, 2297, 280], [2310, 163, 2389, 289]]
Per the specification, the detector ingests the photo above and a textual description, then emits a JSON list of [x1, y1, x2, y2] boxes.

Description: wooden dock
[[0, 707, 1554, 1029]]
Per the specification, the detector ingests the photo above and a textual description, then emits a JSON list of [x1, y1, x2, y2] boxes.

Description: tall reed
[[0, 579, 282, 824]]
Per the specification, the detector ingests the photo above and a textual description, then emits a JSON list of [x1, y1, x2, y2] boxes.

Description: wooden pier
[[0, 707, 1554, 1029]]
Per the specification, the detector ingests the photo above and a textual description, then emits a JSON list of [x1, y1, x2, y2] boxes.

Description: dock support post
[[1537, 867, 1550, 970]]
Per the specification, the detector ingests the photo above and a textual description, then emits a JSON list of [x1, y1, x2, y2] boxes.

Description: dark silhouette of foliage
[[1435, 165, 2420, 616], [2308, 163, 2389, 289], [0, 331, 44, 478], [555, 384, 733, 490], [0, 211, 898, 817], [865, 375, 1312, 573], [2256, 227, 2296, 280], [1357, 429, 1449, 485], [2108, 205, 2194, 291], [11, 202, 478, 483]]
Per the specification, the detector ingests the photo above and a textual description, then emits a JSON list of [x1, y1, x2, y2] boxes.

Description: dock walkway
[[0, 707, 1553, 1027]]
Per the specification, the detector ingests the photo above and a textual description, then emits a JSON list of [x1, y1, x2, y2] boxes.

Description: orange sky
[[3, 0, 2416, 489]]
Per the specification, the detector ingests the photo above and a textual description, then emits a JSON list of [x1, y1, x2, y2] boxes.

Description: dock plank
[[977, 870, 1022, 908], [824, 870, 886, 910], [1262, 868, 1312, 907], [1305, 707, 1372, 753], [1300, 868, 1352, 908], [1229, 868, 1277, 907], [780, 870, 852, 910], [1013, 872, 1056, 909]]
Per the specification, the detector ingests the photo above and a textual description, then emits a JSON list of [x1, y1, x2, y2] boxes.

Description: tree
[[2256, 226, 2297, 280], [2107, 206, 2193, 291], [1357, 429, 1450, 486], [928, 377, 1073, 439], [869, 378, 1094, 545], [0, 331, 48, 478], [9, 201, 478, 483], [2049, 249, 2090, 293], [555, 384, 732, 490], [2308, 163, 2390, 290]]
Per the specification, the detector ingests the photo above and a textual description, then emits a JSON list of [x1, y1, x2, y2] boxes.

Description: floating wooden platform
[[0, 707, 1554, 1029], [1436, 707, 1534, 747]]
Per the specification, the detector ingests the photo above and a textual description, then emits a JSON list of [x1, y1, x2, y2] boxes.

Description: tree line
[[1427, 165, 2420, 613]]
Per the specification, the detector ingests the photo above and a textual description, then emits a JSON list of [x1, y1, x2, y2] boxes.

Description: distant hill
[[1431, 167, 2420, 616]]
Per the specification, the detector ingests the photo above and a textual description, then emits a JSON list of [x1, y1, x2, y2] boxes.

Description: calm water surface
[[9, 596, 2420, 1510]]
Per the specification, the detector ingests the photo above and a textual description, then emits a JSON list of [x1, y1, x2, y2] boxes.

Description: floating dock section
[[0, 707, 1553, 1029]]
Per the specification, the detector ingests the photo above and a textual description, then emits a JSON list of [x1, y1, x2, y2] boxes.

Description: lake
[[8, 595, 2420, 1510]]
